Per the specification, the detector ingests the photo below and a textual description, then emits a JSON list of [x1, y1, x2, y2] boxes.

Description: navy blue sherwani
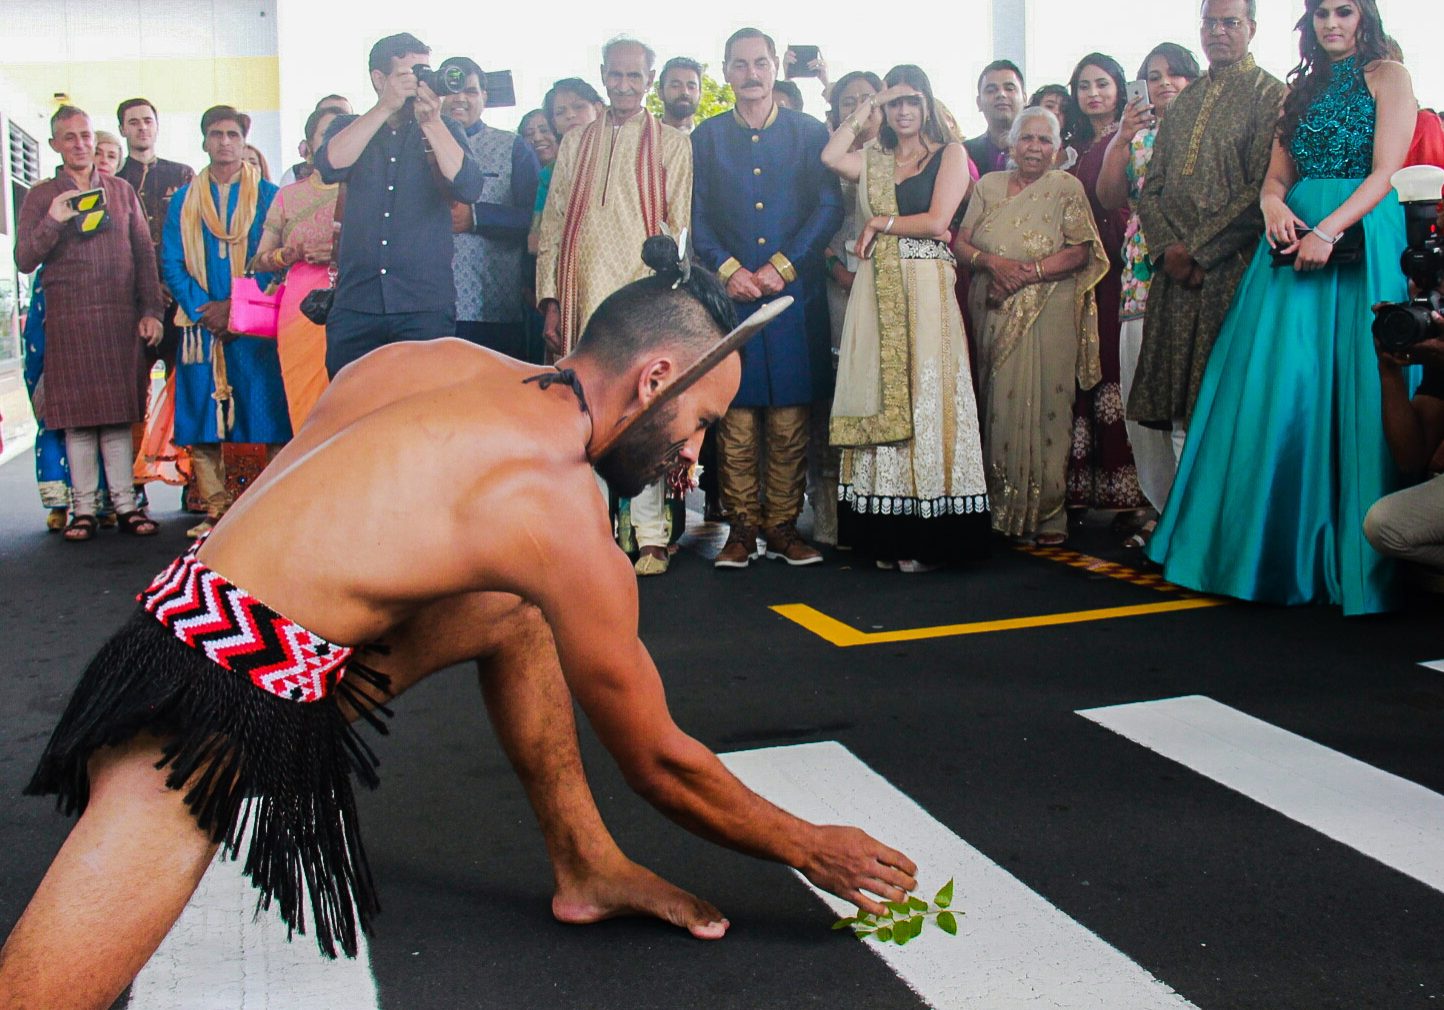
[[691, 105, 842, 408]]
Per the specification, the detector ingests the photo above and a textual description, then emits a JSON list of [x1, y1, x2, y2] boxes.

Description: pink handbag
[[229, 276, 284, 338]]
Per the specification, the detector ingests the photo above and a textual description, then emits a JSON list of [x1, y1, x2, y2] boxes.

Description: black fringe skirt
[[25, 608, 392, 959]]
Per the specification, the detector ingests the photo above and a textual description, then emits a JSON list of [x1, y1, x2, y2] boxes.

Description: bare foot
[[552, 855, 730, 940]]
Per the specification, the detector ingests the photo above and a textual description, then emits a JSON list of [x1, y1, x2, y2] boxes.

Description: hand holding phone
[[49, 187, 105, 224], [1124, 80, 1151, 110], [1118, 80, 1157, 141], [483, 70, 516, 108], [786, 45, 821, 79]]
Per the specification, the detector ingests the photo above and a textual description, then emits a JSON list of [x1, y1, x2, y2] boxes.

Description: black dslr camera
[[1372, 166, 1444, 354], [412, 63, 466, 96]]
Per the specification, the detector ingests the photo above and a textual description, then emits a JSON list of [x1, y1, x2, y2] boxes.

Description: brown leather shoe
[[714, 525, 760, 569], [762, 521, 823, 566]]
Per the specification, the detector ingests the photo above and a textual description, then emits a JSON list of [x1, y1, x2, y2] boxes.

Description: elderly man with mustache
[[536, 34, 693, 575], [691, 26, 843, 569]]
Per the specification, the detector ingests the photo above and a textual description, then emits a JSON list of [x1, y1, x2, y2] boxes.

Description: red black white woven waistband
[[137, 546, 354, 703]]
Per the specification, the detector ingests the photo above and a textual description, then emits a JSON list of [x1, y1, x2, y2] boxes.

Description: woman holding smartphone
[[1095, 43, 1202, 546]]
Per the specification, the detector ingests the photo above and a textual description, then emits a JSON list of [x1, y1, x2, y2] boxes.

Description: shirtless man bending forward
[[0, 238, 917, 1010]]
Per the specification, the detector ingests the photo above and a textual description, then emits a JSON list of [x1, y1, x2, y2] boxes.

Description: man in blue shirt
[[315, 33, 484, 376]]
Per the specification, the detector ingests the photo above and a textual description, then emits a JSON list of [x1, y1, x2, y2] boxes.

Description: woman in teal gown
[[1147, 0, 1417, 615]]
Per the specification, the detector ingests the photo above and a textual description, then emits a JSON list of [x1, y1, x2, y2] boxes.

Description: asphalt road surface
[[1, 453, 1441, 1010]]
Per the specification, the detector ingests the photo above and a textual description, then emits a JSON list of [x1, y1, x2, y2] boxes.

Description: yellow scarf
[[176, 162, 260, 437], [175, 162, 260, 327]]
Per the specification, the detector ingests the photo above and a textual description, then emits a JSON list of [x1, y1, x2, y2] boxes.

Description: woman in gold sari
[[955, 107, 1108, 545], [823, 65, 990, 572]]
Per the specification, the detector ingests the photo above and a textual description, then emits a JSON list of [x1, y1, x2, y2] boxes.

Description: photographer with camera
[[1365, 194, 1444, 587], [315, 32, 484, 376]]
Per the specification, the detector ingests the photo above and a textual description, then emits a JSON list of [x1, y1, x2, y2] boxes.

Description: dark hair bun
[[641, 234, 682, 278]]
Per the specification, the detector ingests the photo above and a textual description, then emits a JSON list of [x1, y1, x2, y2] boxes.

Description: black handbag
[[1270, 221, 1364, 268], [299, 284, 334, 325], [300, 182, 346, 324]]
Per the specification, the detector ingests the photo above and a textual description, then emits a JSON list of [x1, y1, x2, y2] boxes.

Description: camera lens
[[437, 65, 467, 95], [1372, 303, 1431, 354]]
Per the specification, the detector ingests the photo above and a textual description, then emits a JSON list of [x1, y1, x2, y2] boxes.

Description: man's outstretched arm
[[531, 530, 918, 916]]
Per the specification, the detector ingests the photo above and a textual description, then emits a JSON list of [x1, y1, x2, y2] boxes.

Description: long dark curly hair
[[1063, 53, 1127, 150], [1278, 0, 1399, 150]]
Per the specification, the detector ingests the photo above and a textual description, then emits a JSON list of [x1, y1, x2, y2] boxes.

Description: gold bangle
[[1034, 260, 1044, 280], [969, 249, 982, 269]]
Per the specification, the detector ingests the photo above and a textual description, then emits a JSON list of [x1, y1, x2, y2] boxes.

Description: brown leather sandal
[[117, 510, 160, 536], [63, 514, 98, 542]]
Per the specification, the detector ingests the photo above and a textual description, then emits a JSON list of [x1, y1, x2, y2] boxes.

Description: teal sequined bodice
[[1290, 56, 1375, 179]]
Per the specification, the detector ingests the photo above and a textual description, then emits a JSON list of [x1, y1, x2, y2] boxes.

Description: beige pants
[[1363, 471, 1444, 570], [189, 443, 283, 520], [188, 444, 232, 520], [719, 405, 810, 529]]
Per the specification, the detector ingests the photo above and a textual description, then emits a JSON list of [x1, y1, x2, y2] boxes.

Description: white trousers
[[64, 424, 136, 516], [629, 479, 670, 549], [1119, 317, 1184, 513]]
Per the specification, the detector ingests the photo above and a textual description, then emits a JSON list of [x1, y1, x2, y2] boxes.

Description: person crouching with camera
[[1367, 275, 1444, 591], [314, 32, 484, 377]]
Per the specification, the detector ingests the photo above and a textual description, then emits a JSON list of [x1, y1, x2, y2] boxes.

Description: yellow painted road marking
[[771, 597, 1228, 647]]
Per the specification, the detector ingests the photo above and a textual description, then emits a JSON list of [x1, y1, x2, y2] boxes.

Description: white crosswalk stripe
[[721, 742, 1197, 1010], [1078, 695, 1444, 894], [128, 846, 381, 1010]]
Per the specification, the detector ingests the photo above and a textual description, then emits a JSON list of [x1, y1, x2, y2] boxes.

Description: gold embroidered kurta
[[1130, 56, 1284, 427], [536, 113, 691, 351]]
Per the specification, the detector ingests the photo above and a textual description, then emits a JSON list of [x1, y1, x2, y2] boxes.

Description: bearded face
[[593, 400, 685, 498]]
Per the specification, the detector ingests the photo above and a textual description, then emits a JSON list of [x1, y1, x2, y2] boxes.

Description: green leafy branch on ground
[[832, 879, 962, 946]]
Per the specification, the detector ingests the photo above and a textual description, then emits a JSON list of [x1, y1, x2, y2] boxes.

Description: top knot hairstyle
[[574, 235, 738, 370]]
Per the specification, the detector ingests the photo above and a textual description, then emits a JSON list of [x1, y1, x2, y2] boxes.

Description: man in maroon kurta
[[15, 106, 165, 540]]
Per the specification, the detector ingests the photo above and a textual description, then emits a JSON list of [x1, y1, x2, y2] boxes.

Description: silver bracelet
[[1311, 226, 1341, 246]]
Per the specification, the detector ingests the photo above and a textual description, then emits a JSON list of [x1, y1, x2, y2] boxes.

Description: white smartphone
[[1125, 79, 1151, 109]]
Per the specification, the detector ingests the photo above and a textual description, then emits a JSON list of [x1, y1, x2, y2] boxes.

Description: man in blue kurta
[[691, 27, 842, 569], [162, 105, 290, 538]]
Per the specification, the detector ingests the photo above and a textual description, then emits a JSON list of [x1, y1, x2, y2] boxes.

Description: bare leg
[[0, 735, 219, 1010], [371, 594, 729, 939]]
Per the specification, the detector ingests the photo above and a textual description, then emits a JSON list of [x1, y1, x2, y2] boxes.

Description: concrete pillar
[[993, 0, 1029, 79]]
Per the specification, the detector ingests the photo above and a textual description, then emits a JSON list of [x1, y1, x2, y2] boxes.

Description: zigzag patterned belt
[[137, 546, 353, 703]]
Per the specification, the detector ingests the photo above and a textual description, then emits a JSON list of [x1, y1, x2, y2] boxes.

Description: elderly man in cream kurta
[[536, 36, 692, 575]]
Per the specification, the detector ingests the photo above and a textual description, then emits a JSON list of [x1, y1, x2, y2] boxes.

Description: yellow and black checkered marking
[[1014, 545, 1200, 595]]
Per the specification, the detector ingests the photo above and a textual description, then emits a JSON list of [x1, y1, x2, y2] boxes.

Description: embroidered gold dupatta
[[830, 146, 914, 448]]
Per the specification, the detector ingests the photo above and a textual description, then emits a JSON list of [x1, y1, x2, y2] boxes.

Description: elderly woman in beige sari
[[822, 65, 991, 572], [955, 107, 1108, 546]]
